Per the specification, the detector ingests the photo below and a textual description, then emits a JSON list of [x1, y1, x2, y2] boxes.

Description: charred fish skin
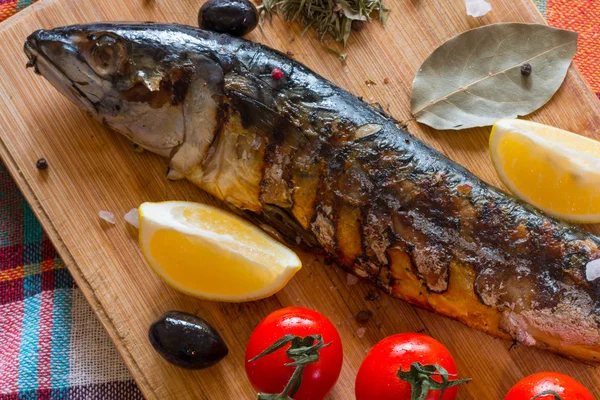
[[24, 23, 600, 362]]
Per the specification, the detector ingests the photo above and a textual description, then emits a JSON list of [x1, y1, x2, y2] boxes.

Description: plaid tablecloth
[[0, 0, 599, 399], [0, 159, 144, 399]]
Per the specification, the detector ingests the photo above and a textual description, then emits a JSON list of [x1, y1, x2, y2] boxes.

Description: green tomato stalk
[[249, 334, 331, 400], [397, 362, 472, 400]]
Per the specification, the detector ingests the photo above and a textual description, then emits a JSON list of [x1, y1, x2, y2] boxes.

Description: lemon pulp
[[150, 230, 279, 296], [139, 201, 301, 302], [490, 119, 600, 223]]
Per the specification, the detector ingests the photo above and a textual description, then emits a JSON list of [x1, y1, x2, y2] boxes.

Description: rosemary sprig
[[323, 46, 348, 61], [257, 0, 389, 48]]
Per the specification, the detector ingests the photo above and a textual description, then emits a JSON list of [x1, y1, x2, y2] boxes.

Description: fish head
[[24, 23, 225, 157]]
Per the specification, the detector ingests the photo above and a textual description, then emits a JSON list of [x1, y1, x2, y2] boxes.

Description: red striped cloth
[[545, 0, 600, 99]]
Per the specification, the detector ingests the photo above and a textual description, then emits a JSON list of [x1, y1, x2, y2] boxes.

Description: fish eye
[[87, 33, 128, 77]]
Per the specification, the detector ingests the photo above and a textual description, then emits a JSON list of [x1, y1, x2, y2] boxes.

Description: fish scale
[[24, 22, 600, 362]]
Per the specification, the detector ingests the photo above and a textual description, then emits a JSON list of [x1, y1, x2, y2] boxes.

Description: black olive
[[148, 310, 228, 369], [198, 0, 258, 37]]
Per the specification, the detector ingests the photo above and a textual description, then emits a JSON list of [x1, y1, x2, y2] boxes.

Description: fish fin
[[169, 142, 205, 176], [234, 204, 320, 250], [169, 57, 224, 176], [166, 168, 186, 181]]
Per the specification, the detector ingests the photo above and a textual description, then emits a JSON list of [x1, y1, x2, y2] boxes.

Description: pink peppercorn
[[271, 68, 284, 80]]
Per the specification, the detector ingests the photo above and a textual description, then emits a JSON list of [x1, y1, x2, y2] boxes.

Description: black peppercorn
[[133, 143, 144, 153], [355, 310, 373, 324], [36, 158, 48, 170], [521, 63, 532, 76], [365, 291, 379, 301]]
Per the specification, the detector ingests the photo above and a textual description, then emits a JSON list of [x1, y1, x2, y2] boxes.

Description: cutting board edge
[[0, 136, 158, 399], [525, 0, 600, 118], [1, 0, 600, 397], [0, 0, 56, 30], [560, 49, 600, 115]]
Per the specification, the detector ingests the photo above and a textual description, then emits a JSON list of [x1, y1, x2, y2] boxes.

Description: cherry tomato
[[245, 307, 343, 400], [355, 333, 468, 400], [505, 372, 594, 400]]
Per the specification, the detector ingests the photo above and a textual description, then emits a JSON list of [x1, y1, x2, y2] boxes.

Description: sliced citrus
[[138, 201, 301, 302], [489, 119, 600, 223]]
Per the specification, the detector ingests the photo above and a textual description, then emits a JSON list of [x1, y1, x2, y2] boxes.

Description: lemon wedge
[[138, 201, 301, 302], [490, 119, 600, 223]]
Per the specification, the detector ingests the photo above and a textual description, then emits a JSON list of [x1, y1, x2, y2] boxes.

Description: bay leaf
[[410, 23, 578, 130]]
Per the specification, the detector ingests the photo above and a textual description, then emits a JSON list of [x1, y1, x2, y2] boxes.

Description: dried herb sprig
[[258, 0, 389, 47]]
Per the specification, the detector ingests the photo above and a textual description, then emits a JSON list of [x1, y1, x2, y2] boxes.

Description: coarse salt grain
[[465, 0, 492, 17], [347, 274, 359, 285], [356, 327, 367, 338], [124, 208, 139, 229], [586, 259, 600, 282], [98, 210, 115, 224]]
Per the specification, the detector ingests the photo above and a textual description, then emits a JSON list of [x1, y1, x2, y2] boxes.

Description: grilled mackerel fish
[[24, 23, 600, 362]]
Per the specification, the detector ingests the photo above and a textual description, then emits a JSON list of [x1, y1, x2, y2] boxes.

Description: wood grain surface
[[1, 0, 600, 398]]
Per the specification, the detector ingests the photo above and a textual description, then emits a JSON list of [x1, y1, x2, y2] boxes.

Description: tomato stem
[[531, 390, 563, 400], [397, 362, 472, 400], [250, 334, 331, 400]]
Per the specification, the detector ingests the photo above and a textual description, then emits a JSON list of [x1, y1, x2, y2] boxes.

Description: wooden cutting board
[[1, 0, 599, 398]]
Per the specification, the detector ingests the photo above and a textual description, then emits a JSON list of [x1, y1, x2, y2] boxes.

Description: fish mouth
[[24, 30, 99, 114], [24, 31, 41, 73]]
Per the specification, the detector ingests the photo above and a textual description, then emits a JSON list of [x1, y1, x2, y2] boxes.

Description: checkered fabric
[[0, 161, 144, 399], [0, 0, 598, 399]]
